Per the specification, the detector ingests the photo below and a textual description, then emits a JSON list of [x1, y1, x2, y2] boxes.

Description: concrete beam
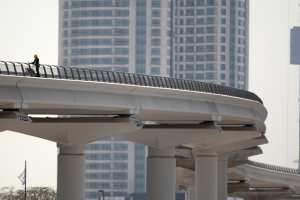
[[0, 75, 267, 126], [234, 164, 300, 191], [0, 117, 140, 145], [175, 147, 263, 170]]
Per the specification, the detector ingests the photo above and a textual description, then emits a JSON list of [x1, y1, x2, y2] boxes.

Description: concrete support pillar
[[194, 154, 228, 200], [147, 147, 176, 200], [57, 144, 85, 200], [217, 156, 228, 199], [187, 186, 195, 200]]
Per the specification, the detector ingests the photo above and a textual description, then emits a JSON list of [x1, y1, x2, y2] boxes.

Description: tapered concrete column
[[187, 186, 195, 200], [217, 156, 228, 199], [194, 154, 228, 200], [57, 144, 85, 200], [147, 147, 176, 200]]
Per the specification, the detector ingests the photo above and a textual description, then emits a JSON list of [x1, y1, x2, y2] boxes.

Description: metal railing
[[247, 160, 300, 175], [0, 61, 263, 104]]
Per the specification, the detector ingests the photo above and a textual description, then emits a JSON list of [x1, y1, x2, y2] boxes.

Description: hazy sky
[[0, 0, 299, 190], [249, 0, 300, 167], [0, 0, 58, 189]]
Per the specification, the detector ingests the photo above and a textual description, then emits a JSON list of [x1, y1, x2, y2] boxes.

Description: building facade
[[172, 0, 249, 89], [59, 0, 249, 91], [59, 0, 250, 199], [291, 27, 300, 65], [58, 0, 170, 199], [290, 26, 300, 170], [59, 0, 171, 76], [84, 140, 145, 200]]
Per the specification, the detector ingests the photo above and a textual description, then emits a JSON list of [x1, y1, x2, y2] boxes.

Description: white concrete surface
[[57, 144, 84, 200], [147, 148, 176, 200], [194, 154, 228, 200], [0, 74, 269, 200]]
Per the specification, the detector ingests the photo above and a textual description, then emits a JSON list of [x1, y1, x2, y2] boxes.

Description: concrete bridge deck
[[0, 61, 268, 200]]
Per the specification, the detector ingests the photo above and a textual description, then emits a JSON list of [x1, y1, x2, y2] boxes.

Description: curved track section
[[232, 161, 300, 198], [0, 61, 262, 103], [0, 61, 270, 199], [0, 61, 267, 155]]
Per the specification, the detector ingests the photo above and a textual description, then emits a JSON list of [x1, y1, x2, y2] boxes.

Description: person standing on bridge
[[31, 54, 40, 77]]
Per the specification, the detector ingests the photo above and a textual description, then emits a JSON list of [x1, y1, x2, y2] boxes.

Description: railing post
[[19, 63, 25, 76], [89, 70, 94, 81], [10, 62, 17, 75], [49, 65, 54, 78], [42, 65, 47, 78], [63, 67, 68, 79], [76, 68, 81, 80], [83, 69, 88, 80], [4, 62, 9, 75], [57, 66, 62, 79]]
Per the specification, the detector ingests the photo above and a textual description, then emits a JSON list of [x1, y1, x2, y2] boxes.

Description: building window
[[113, 162, 128, 170], [113, 143, 128, 151], [115, 48, 129, 55], [151, 57, 160, 65], [185, 64, 194, 71], [206, 63, 215, 70], [206, 72, 215, 80], [185, 73, 194, 80], [196, 73, 204, 80], [152, 9, 160, 17], [151, 67, 160, 75], [221, 73, 226, 80], [113, 182, 128, 189], [113, 153, 128, 160], [196, 64, 204, 71], [86, 153, 111, 161], [207, 0, 215, 6], [86, 182, 111, 190], [114, 57, 129, 64], [113, 172, 128, 180], [86, 143, 111, 151], [207, 8, 215, 15], [86, 163, 111, 170], [152, 0, 160, 8], [206, 17, 215, 24], [151, 48, 160, 55]]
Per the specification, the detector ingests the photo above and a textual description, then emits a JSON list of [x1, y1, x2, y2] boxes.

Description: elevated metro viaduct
[[0, 61, 267, 200], [176, 147, 300, 200]]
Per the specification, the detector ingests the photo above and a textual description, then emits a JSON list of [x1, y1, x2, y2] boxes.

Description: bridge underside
[[0, 74, 268, 200]]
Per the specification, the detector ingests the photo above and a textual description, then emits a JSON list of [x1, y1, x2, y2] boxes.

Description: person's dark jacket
[[31, 57, 39, 67], [31, 57, 40, 77]]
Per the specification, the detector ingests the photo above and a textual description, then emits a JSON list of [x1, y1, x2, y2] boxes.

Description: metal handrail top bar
[[247, 160, 300, 175], [0, 60, 263, 104]]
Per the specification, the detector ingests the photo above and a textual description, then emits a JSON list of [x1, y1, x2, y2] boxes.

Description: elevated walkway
[[232, 161, 300, 199], [0, 61, 268, 200]]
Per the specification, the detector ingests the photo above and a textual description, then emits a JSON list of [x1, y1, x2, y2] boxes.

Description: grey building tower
[[290, 26, 300, 170], [291, 27, 300, 65], [58, 0, 171, 199], [59, 0, 171, 76], [172, 0, 249, 89], [59, 0, 249, 199]]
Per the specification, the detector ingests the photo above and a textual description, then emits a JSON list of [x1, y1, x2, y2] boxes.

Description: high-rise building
[[59, 0, 171, 76], [290, 26, 300, 169], [172, 0, 249, 89], [59, 0, 250, 199], [291, 27, 300, 65], [58, 0, 171, 199], [84, 140, 145, 200]]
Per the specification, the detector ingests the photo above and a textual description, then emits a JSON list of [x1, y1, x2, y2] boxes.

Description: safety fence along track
[[247, 161, 300, 175], [0, 61, 263, 104]]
